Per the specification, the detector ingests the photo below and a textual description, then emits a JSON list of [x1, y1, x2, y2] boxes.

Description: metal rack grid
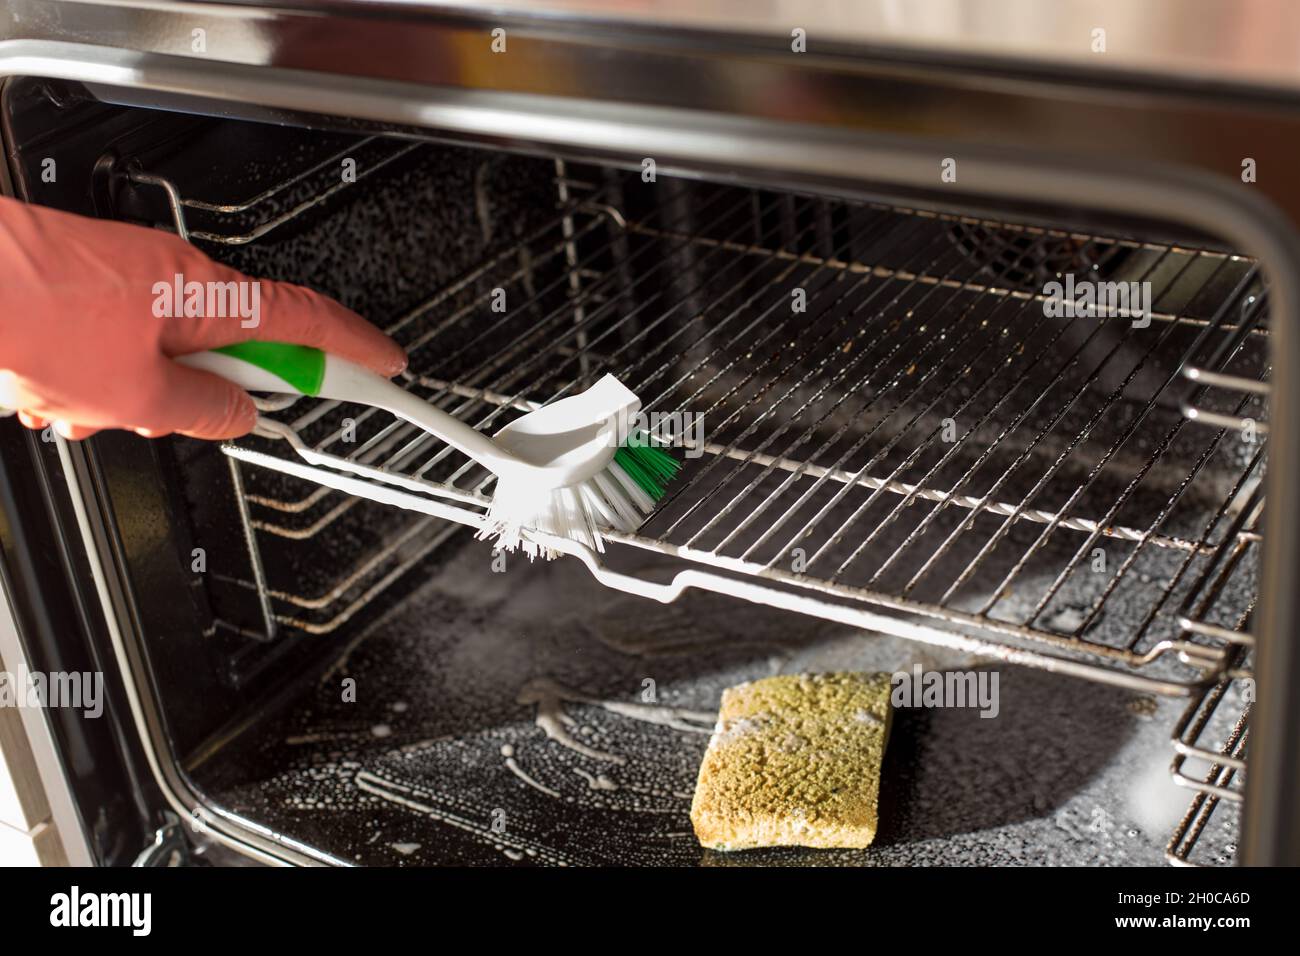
[[251, 206, 1264, 688], [132, 143, 1268, 691]]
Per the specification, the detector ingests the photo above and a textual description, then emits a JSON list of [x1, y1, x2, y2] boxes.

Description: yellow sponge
[[690, 672, 892, 851]]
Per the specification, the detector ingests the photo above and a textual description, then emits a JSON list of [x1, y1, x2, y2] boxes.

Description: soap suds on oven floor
[[193, 533, 1235, 866]]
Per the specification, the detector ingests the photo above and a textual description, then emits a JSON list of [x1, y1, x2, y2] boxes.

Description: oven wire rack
[[128, 142, 1268, 695]]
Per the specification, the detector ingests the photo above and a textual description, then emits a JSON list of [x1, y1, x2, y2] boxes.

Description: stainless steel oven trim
[[5, 37, 1298, 865], [243, 0, 1300, 96], [60, 0, 1300, 96]]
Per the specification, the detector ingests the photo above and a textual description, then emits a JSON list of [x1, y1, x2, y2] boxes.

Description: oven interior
[[4, 78, 1263, 866]]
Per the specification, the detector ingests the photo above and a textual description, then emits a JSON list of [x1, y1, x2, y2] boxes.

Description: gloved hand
[[0, 196, 406, 440]]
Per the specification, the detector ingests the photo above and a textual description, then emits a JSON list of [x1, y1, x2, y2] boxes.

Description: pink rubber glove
[[0, 196, 407, 440]]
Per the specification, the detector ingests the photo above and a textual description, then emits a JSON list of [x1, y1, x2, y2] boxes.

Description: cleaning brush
[[179, 341, 680, 558]]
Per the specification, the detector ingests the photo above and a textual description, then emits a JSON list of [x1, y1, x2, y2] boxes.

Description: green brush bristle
[[614, 435, 681, 500]]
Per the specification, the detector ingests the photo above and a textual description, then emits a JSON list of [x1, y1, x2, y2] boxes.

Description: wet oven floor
[[193, 532, 1240, 866]]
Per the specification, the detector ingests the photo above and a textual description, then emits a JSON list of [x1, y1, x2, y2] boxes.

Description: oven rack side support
[[1166, 662, 1253, 866]]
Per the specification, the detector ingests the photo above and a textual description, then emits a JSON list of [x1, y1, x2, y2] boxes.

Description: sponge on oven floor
[[690, 672, 893, 851]]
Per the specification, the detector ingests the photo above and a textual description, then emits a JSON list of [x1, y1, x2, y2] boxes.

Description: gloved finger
[[53, 421, 101, 440], [147, 360, 259, 440], [161, 268, 407, 378], [16, 410, 48, 430]]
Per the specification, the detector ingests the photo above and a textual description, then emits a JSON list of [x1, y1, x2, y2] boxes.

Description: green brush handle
[[178, 342, 524, 476]]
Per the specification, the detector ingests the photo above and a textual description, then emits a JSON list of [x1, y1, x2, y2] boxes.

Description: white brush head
[[476, 375, 653, 558], [491, 375, 640, 487], [476, 457, 656, 560]]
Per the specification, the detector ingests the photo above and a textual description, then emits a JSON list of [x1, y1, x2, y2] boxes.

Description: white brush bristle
[[476, 459, 653, 560]]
